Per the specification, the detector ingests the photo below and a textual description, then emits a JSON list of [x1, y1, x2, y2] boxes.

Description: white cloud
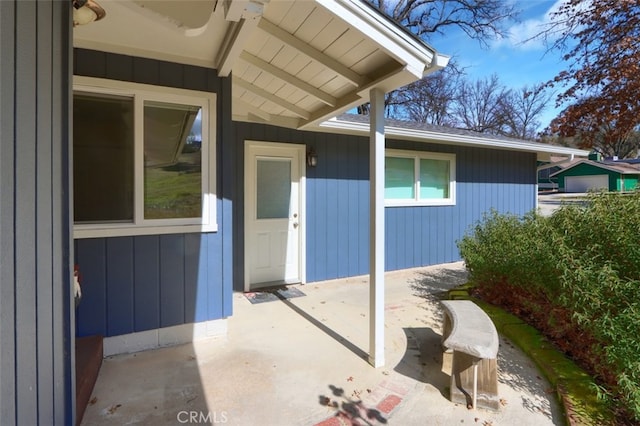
[[492, 0, 566, 51]]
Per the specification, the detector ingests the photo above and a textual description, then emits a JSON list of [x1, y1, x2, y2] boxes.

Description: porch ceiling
[[73, 0, 447, 130]]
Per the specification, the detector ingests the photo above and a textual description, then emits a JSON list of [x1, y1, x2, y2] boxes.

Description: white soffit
[[73, 0, 228, 68], [73, 0, 448, 130]]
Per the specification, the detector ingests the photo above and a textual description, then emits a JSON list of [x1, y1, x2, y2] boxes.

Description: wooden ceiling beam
[[239, 51, 337, 107], [233, 76, 311, 120], [217, 0, 268, 76], [257, 18, 367, 88]]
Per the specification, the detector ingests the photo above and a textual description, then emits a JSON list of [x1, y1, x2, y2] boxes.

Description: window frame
[[72, 76, 217, 238], [385, 149, 456, 207]]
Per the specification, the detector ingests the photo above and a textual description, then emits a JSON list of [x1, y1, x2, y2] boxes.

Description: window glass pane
[[144, 101, 202, 219], [420, 158, 450, 199], [385, 157, 415, 199], [73, 93, 134, 222], [257, 159, 291, 219]]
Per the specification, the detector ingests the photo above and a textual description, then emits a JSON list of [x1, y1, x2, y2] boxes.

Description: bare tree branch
[[500, 84, 553, 140], [452, 74, 510, 134], [368, 0, 519, 47], [385, 65, 460, 125]]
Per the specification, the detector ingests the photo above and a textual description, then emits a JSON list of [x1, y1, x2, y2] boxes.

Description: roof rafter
[[217, 18, 260, 77], [243, 113, 301, 129], [232, 96, 272, 121], [239, 51, 337, 107], [234, 76, 311, 120], [257, 18, 367, 88], [217, 0, 269, 76], [301, 64, 416, 129]]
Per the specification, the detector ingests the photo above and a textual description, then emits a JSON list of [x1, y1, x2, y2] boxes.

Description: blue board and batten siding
[[1, 2, 74, 424], [73, 46, 537, 335], [73, 49, 233, 338], [232, 123, 537, 287], [384, 140, 535, 271], [74, 235, 223, 337]]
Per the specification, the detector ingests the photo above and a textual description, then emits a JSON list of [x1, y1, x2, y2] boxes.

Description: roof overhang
[[316, 0, 447, 78], [73, 0, 449, 130], [315, 116, 590, 161]]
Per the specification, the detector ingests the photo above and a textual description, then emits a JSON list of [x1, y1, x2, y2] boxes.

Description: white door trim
[[244, 141, 306, 292]]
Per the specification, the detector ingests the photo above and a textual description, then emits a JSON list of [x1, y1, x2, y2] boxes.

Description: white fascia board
[[315, 0, 439, 78], [317, 118, 590, 157]]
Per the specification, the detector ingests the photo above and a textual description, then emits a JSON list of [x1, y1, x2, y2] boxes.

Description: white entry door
[[245, 142, 305, 290]]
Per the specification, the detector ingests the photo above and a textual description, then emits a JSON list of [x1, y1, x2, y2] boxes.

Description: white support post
[[473, 361, 479, 410], [369, 88, 385, 368]]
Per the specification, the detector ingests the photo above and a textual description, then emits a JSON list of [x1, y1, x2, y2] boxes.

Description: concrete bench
[[440, 300, 500, 410]]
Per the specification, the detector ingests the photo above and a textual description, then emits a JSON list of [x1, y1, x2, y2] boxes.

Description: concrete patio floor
[[80, 262, 564, 425]]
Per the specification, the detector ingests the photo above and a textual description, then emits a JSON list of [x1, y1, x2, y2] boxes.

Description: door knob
[[293, 222, 299, 229]]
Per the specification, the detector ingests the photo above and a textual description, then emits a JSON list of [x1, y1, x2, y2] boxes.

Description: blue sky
[[426, 0, 567, 129]]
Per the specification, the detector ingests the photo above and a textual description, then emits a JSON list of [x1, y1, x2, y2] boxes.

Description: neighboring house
[[537, 165, 560, 190], [537, 156, 575, 191], [0, 1, 586, 423], [551, 160, 640, 192]]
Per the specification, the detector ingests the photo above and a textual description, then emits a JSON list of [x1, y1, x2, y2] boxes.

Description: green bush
[[458, 192, 640, 422], [458, 210, 564, 301]]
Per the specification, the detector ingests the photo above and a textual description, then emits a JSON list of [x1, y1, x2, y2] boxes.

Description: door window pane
[[257, 159, 291, 219], [73, 93, 134, 222], [385, 157, 415, 199], [144, 101, 202, 219], [420, 158, 450, 199]]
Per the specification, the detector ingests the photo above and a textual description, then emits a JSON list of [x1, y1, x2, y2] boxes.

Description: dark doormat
[[245, 286, 306, 304]]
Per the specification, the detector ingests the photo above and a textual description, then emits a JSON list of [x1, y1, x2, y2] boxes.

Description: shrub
[[458, 192, 640, 422], [559, 258, 640, 421], [458, 210, 564, 301]]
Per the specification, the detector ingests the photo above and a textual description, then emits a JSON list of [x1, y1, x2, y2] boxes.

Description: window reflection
[[144, 102, 202, 219]]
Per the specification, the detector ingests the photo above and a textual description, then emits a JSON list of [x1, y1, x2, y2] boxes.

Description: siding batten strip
[[36, 0, 55, 421], [15, 1, 39, 423], [0, 2, 18, 423]]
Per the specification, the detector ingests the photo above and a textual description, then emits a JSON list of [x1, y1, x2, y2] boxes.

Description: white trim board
[[72, 76, 218, 239], [102, 319, 228, 357]]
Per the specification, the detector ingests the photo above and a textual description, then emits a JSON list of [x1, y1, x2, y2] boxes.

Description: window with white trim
[[72, 77, 216, 238], [385, 149, 456, 206]]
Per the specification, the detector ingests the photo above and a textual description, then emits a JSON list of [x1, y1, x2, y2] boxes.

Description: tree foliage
[[545, 0, 640, 157]]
